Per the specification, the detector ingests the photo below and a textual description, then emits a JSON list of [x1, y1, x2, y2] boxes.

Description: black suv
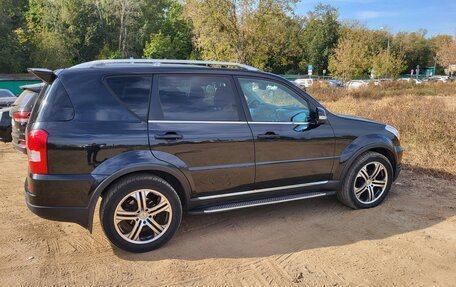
[[25, 60, 402, 253]]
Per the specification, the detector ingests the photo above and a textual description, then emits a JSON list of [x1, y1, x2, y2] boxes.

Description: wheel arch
[[335, 134, 397, 181], [87, 165, 192, 232]]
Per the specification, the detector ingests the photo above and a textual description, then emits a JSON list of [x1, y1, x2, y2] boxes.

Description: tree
[[143, 1, 193, 60], [24, 0, 105, 68], [435, 36, 456, 71], [59, 0, 106, 63], [184, 0, 300, 72], [0, 0, 29, 72], [328, 28, 370, 80], [371, 49, 406, 79], [392, 30, 433, 72], [299, 4, 340, 74], [143, 32, 174, 58]]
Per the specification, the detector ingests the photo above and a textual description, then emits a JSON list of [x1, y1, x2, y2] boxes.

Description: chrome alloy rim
[[114, 189, 172, 244], [353, 161, 388, 204]]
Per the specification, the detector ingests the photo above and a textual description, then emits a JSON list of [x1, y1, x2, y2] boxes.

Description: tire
[[100, 173, 182, 253], [337, 151, 393, 209]]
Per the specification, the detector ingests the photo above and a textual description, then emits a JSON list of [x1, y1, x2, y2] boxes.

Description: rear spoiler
[[27, 68, 57, 84]]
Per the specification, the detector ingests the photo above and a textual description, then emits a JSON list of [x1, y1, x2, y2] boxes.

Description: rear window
[[105, 76, 152, 120], [30, 80, 74, 123], [13, 90, 38, 109], [0, 90, 14, 97]]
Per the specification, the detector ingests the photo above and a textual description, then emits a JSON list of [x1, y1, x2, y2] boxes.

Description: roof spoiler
[[27, 68, 57, 84]]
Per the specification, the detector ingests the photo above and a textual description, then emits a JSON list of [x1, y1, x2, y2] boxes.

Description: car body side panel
[[328, 113, 402, 181], [148, 123, 255, 196], [248, 122, 336, 188]]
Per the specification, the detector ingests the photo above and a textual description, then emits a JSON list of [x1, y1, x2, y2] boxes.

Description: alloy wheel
[[113, 189, 172, 244], [353, 161, 389, 204]]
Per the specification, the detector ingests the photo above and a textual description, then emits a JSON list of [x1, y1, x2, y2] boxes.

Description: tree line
[[1, 0, 455, 79]]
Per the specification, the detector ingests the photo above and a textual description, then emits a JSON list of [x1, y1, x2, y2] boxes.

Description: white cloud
[[356, 10, 400, 20]]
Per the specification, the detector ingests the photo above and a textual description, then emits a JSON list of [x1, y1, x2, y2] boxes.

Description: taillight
[[13, 111, 31, 123], [27, 129, 48, 174]]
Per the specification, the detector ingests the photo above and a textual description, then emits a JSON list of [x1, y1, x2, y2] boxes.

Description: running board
[[189, 191, 336, 214]]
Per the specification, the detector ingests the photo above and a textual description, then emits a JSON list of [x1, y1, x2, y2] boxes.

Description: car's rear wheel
[[337, 151, 393, 209], [100, 174, 182, 253]]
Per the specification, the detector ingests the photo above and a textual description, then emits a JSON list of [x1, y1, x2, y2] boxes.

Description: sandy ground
[[0, 142, 455, 287]]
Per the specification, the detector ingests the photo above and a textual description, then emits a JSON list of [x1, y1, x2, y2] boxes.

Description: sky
[[297, 0, 456, 37]]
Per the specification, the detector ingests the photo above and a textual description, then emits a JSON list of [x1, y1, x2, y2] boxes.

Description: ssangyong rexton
[[25, 60, 402, 252]]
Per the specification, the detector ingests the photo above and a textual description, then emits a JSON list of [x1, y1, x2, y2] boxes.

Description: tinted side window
[[106, 76, 152, 120], [28, 85, 48, 124], [156, 75, 240, 121], [33, 80, 74, 122], [238, 78, 310, 123]]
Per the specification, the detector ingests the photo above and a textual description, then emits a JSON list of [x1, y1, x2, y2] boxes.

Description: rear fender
[[86, 150, 191, 231]]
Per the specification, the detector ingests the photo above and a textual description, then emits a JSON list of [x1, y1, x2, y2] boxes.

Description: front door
[[148, 74, 255, 196], [236, 77, 335, 189]]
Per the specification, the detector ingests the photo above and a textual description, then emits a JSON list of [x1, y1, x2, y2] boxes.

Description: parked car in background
[[328, 79, 343, 87], [427, 76, 448, 83], [346, 80, 368, 89], [397, 78, 422, 84], [24, 59, 402, 253], [293, 78, 313, 89], [0, 89, 17, 108], [10, 83, 44, 153], [0, 107, 12, 142]]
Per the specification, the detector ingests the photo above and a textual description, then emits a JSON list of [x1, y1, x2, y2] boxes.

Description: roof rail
[[71, 59, 260, 71]]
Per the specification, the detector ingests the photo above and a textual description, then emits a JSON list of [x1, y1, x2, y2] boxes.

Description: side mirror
[[316, 107, 327, 124]]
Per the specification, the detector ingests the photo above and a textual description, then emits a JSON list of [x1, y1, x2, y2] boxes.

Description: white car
[[293, 78, 313, 89], [428, 76, 448, 83], [397, 78, 422, 84], [346, 80, 368, 89]]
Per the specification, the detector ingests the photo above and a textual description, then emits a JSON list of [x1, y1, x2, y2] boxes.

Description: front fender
[[86, 150, 192, 231], [334, 134, 397, 181]]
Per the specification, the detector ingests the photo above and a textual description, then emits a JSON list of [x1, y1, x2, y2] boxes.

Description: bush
[[311, 82, 456, 178]]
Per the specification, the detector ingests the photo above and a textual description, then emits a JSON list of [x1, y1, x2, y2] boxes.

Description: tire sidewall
[[101, 176, 182, 253], [347, 154, 394, 209]]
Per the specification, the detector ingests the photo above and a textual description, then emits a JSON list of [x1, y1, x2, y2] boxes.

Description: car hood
[[335, 113, 384, 126]]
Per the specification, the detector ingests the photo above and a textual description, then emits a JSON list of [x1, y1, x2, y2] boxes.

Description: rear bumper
[[24, 173, 101, 229], [11, 140, 26, 153], [25, 196, 90, 228], [11, 126, 27, 153]]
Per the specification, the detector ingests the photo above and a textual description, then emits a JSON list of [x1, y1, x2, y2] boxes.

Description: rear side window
[[156, 75, 240, 121], [32, 79, 74, 122], [106, 76, 152, 120], [14, 90, 38, 110]]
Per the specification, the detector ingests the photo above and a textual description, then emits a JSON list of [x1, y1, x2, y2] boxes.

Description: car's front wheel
[[337, 151, 393, 209], [100, 174, 182, 253]]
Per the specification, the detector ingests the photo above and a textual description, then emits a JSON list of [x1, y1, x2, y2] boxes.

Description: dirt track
[[0, 143, 455, 286]]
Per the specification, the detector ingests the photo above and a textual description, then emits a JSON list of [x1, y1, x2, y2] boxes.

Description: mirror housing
[[316, 107, 327, 124]]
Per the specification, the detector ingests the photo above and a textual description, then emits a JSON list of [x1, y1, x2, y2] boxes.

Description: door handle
[[257, 132, 280, 139], [154, 132, 183, 140]]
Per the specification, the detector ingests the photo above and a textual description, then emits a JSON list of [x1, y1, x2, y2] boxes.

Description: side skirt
[[188, 191, 336, 214]]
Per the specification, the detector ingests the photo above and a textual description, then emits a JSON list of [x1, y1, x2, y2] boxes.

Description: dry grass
[[310, 82, 456, 178]]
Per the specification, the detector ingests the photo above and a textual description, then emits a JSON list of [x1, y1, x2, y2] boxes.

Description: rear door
[[236, 77, 335, 189], [148, 74, 255, 197]]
